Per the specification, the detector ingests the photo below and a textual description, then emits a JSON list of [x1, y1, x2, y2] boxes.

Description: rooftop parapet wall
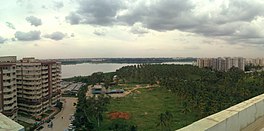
[[177, 93, 264, 131]]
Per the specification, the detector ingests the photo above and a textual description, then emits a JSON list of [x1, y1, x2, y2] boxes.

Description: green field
[[104, 86, 200, 130]]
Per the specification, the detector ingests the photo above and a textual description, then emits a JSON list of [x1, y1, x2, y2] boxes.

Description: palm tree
[[156, 111, 173, 131]]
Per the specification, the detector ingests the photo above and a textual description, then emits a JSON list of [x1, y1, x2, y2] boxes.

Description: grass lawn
[[104, 86, 200, 130]]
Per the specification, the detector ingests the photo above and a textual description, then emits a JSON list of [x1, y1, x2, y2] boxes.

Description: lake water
[[61, 62, 193, 78]]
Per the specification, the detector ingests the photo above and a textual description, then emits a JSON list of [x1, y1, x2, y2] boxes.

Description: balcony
[[42, 83, 49, 88], [41, 75, 48, 79], [42, 91, 49, 97], [3, 93, 15, 99], [18, 103, 42, 108], [3, 87, 13, 93], [21, 67, 41, 71], [22, 95, 42, 100], [23, 91, 42, 95], [4, 104, 16, 111], [22, 72, 41, 76], [22, 86, 42, 90], [41, 66, 48, 70], [3, 98, 16, 105], [22, 77, 41, 81], [22, 81, 41, 85]]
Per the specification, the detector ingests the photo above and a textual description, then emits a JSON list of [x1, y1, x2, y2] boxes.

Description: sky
[[1, 0, 264, 59]]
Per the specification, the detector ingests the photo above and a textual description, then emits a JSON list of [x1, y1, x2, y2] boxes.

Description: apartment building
[[0, 56, 18, 120], [16, 58, 61, 117], [246, 58, 264, 66], [197, 57, 245, 71]]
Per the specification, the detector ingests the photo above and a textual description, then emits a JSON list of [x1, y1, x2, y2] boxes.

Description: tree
[[156, 111, 173, 131]]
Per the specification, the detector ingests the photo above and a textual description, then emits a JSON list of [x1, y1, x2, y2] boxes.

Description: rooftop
[[0, 113, 24, 131]]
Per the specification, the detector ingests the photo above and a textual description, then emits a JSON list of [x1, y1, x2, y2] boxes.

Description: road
[[42, 97, 77, 131]]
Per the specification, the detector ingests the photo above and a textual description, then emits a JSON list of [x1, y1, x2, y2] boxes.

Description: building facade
[[197, 57, 245, 71], [246, 58, 264, 66], [0, 56, 18, 120], [16, 58, 61, 117]]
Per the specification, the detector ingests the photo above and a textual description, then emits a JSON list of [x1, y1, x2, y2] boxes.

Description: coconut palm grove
[[64, 64, 264, 131]]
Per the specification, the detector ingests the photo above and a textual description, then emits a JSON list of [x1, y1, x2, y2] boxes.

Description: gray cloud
[[0, 36, 7, 43], [130, 23, 148, 34], [65, 12, 81, 25], [11, 38, 16, 41], [26, 16, 42, 26], [44, 31, 66, 40], [67, 0, 264, 45], [15, 31, 41, 41], [94, 29, 106, 36], [66, 0, 123, 26], [53, 1, 64, 9], [5, 22, 16, 29], [119, 0, 195, 31]]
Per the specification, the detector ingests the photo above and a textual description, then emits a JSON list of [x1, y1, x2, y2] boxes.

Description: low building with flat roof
[[0, 113, 24, 131]]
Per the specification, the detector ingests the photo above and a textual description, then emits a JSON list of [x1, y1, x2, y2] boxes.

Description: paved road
[[42, 97, 77, 131]]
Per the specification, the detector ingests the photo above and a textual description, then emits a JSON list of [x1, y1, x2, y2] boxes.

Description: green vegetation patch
[[18, 120, 33, 131], [104, 87, 200, 130]]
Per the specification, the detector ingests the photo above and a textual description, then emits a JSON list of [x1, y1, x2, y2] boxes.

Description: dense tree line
[[116, 64, 264, 117]]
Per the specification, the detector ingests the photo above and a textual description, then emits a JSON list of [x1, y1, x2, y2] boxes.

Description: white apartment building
[[197, 57, 245, 71], [0, 56, 18, 120], [246, 58, 264, 66], [16, 58, 61, 117]]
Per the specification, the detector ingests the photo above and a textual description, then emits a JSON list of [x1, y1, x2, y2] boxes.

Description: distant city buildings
[[197, 57, 245, 71], [245, 58, 264, 66], [0, 56, 61, 120]]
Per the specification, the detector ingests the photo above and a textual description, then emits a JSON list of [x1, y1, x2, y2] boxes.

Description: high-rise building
[[0, 56, 18, 120], [238, 57, 245, 71], [16, 58, 61, 117], [197, 57, 245, 71]]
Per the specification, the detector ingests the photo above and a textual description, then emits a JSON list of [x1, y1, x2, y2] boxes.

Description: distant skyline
[[1, 0, 264, 59]]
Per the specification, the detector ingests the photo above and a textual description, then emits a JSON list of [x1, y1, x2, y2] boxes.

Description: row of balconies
[[2, 70, 16, 74], [3, 98, 17, 105], [20, 77, 41, 81], [16, 72, 41, 76], [3, 92, 16, 99], [18, 102, 42, 108], [21, 95, 42, 100], [22, 90, 42, 95], [42, 88, 49, 92], [3, 86, 16, 92], [4, 103, 17, 111], [18, 81, 42, 85], [17, 67, 41, 71], [18, 107, 42, 115], [2, 77, 16, 82], [41, 75, 48, 79], [42, 91, 49, 97], [21, 86, 42, 91]]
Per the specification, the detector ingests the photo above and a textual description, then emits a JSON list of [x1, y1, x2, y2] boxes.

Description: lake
[[61, 62, 193, 78]]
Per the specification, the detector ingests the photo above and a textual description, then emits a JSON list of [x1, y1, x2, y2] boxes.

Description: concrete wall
[[177, 93, 264, 131]]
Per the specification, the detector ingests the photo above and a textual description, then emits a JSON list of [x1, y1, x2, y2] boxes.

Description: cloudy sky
[[1, 0, 264, 59]]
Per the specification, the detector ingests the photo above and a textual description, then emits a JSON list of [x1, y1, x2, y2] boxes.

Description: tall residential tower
[[0, 56, 18, 120]]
